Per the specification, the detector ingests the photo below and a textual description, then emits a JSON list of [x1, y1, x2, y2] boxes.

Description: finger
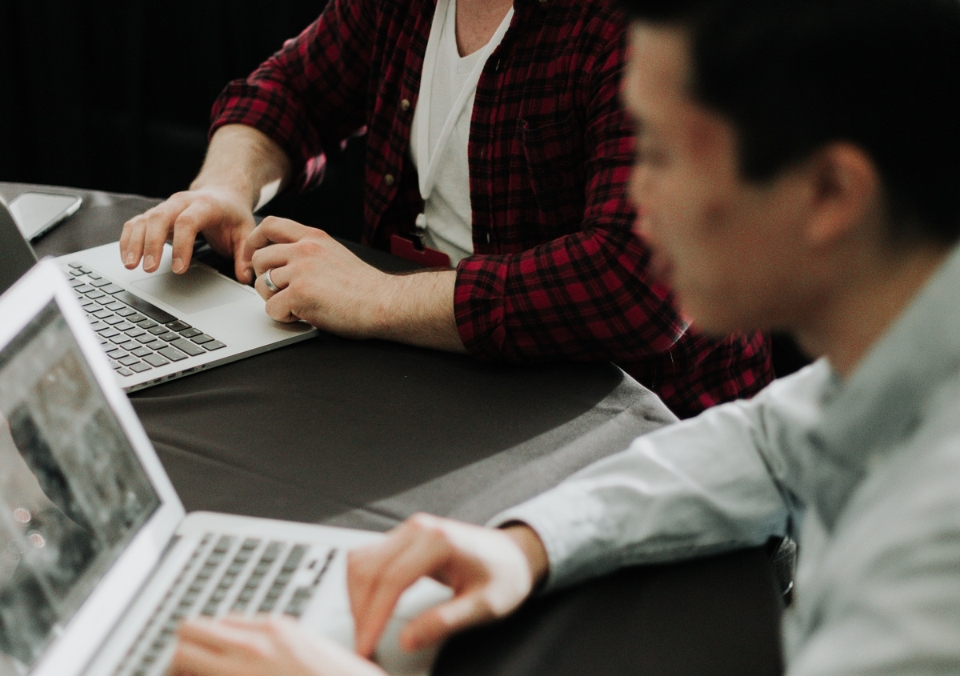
[[250, 242, 296, 277], [168, 640, 239, 676], [169, 201, 213, 273], [348, 523, 426, 632], [177, 618, 247, 653], [141, 204, 180, 272], [120, 216, 147, 268], [398, 592, 494, 652], [353, 527, 453, 658], [263, 288, 300, 323], [233, 225, 257, 284], [243, 217, 307, 262], [254, 264, 289, 300]]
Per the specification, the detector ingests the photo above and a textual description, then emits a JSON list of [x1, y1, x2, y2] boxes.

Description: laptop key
[[75, 284, 94, 294], [148, 325, 168, 335], [130, 362, 153, 373], [191, 334, 214, 345], [145, 339, 166, 350], [136, 334, 157, 344], [119, 356, 140, 366], [112, 290, 177, 324], [84, 289, 105, 299], [144, 354, 171, 367], [131, 346, 152, 358], [102, 283, 124, 295], [90, 278, 113, 288], [179, 327, 202, 339], [158, 346, 188, 362], [124, 328, 146, 339], [204, 340, 226, 351], [106, 348, 128, 359], [116, 306, 137, 317], [171, 338, 205, 356], [159, 332, 180, 342], [104, 315, 125, 325], [136, 318, 157, 329], [115, 321, 135, 332], [166, 320, 192, 332]]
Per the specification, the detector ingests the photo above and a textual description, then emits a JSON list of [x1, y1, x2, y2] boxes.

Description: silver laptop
[[0, 197, 316, 392], [0, 260, 448, 676]]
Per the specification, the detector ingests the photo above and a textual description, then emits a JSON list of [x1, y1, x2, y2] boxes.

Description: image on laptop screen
[[0, 301, 161, 674]]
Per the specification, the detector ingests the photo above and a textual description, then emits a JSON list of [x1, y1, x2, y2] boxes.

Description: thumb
[[397, 592, 495, 652]]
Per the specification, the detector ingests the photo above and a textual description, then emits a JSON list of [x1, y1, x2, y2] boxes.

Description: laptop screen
[[0, 301, 160, 674]]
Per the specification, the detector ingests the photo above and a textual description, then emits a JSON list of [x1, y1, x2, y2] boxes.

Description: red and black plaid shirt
[[210, 0, 773, 418]]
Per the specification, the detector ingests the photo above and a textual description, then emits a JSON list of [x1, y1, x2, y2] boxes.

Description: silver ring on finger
[[263, 268, 280, 293]]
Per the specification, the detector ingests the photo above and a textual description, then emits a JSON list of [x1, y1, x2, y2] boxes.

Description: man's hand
[[245, 218, 466, 352], [120, 124, 291, 282], [167, 616, 386, 676], [348, 514, 549, 658], [119, 187, 257, 282]]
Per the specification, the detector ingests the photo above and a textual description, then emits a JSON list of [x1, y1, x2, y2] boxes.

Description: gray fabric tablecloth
[[0, 182, 782, 675]]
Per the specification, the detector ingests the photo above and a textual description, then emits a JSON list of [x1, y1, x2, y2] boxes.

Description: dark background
[[0, 0, 365, 241], [0, 0, 810, 376]]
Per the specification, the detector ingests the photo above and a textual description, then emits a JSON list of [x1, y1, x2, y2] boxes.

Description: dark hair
[[619, 0, 960, 244]]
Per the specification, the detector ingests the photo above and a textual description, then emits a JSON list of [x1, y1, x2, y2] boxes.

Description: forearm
[[486, 374, 820, 590], [191, 124, 293, 211], [376, 270, 466, 353]]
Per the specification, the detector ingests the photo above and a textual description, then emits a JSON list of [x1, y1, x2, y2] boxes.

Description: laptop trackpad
[[132, 266, 252, 315]]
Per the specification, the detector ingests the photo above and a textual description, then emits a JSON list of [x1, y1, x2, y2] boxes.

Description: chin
[[676, 296, 752, 337]]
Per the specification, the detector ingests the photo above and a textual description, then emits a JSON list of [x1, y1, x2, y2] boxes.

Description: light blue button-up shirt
[[492, 244, 960, 674]]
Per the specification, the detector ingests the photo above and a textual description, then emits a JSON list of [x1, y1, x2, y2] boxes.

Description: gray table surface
[[1, 182, 782, 675]]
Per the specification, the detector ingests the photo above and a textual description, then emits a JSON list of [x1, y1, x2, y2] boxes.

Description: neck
[[455, 0, 513, 57], [795, 244, 950, 378]]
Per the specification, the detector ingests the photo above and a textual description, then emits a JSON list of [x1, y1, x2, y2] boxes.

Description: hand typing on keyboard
[[168, 617, 387, 676]]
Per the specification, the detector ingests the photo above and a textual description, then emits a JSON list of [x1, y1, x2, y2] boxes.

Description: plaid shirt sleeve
[[207, 0, 374, 191], [454, 13, 686, 364]]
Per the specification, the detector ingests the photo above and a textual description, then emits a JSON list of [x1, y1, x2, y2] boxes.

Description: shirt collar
[[808, 243, 960, 525]]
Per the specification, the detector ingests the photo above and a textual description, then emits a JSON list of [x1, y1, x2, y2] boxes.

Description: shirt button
[[400, 99, 411, 111], [384, 174, 396, 186]]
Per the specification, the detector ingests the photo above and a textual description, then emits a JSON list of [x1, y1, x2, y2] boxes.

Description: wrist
[[503, 524, 550, 590], [188, 180, 259, 213]]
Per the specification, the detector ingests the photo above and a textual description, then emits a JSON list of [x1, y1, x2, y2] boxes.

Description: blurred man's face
[[623, 25, 814, 334]]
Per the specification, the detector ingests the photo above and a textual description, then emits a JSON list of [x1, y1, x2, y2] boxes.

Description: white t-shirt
[[409, 0, 514, 265]]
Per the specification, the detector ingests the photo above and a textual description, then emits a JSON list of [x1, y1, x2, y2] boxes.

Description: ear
[[803, 143, 882, 247]]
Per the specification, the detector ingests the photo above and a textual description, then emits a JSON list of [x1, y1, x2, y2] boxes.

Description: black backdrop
[[0, 0, 365, 241]]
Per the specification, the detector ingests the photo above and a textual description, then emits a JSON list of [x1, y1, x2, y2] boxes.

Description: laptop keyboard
[[113, 533, 337, 676], [62, 262, 226, 377]]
